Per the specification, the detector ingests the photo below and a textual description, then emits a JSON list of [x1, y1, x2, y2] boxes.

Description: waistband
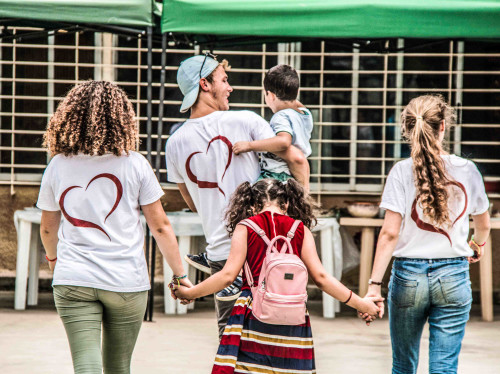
[[394, 257, 467, 264]]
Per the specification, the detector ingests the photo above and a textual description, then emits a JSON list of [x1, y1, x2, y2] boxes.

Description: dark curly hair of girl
[[43, 80, 138, 156], [225, 178, 318, 236]]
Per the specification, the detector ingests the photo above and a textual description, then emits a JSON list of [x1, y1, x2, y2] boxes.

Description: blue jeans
[[388, 257, 472, 374]]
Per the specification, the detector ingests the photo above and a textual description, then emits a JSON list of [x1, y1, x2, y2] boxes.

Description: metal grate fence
[[1, 29, 499, 197]]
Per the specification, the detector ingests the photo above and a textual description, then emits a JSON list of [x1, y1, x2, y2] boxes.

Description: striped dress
[[212, 212, 316, 374]]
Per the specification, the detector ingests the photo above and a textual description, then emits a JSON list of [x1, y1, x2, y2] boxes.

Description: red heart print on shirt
[[185, 135, 233, 196], [58, 173, 123, 241], [411, 181, 467, 245]]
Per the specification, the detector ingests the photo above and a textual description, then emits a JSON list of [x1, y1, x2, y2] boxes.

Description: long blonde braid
[[401, 95, 456, 228]]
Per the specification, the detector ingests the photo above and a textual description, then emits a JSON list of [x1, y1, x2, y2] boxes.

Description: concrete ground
[[0, 292, 499, 374]]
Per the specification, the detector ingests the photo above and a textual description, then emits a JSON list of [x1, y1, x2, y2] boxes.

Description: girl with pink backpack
[[173, 178, 382, 374]]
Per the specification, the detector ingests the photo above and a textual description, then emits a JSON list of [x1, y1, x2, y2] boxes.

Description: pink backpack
[[240, 218, 308, 325]]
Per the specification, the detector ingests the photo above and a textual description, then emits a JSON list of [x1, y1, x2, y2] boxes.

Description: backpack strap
[[238, 219, 271, 245], [243, 261, 255, 289], [267, 235, 294, 254], [286, 220, 301, 240], [238, 219, 300, 287], [239, 219, 270, 289], [279, 220, 301, 252]]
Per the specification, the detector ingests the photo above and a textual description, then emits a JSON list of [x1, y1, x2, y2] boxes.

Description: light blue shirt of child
[[259, 107, 313, 175]]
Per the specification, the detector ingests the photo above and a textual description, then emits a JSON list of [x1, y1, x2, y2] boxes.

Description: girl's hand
[[172, 284, 193, 300], [357, 295, 384, 326], [356, 297, 384, 325], [169, 277, 194, 304], [178, 278, 195, 304]]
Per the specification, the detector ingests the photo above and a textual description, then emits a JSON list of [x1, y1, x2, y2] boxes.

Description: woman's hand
[[360, 209, 401, 323], [467, 240, 484, 264], [365, 287, 385, 318], [355, 296, 384, 325], [358, 287, 385, 325], [169, 277, 194, 305], [178, 278, 194, 304], [359, 296, 384, 316], [180, 277, 194, 289]]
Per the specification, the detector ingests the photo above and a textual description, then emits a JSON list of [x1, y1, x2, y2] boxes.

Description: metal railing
[[1, 29, 499, 197]]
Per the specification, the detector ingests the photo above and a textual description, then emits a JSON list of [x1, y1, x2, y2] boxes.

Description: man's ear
[[199, 78, 210, 92]]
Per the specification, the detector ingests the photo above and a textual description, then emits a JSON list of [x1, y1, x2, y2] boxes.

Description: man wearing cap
[[165, 54, 308, 339]]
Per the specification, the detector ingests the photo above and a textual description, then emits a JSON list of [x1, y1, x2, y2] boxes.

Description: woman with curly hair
[[173, 178, 382, 374], [364, 95, 491, 374], [37, 81, 191, 374]]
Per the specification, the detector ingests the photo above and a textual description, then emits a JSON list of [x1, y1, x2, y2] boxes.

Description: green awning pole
[[145, 25, 154, 322]]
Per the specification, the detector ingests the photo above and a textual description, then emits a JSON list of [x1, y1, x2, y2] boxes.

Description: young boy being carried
[[233, 64, 313, 192], [186, 64, 313, 302]]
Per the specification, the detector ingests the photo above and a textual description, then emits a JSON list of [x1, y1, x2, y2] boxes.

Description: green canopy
[[161, 0, 500, 39], [0, 0, 160, 28]]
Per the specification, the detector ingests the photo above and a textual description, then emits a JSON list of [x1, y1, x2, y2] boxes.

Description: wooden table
[[340, 216, 499, 322]]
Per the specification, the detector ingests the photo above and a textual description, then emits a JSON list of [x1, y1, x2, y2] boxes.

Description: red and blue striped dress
[[212, 211, 316, 374]]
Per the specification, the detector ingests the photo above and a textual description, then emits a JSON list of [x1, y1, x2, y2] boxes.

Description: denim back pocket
[[390, 273, 418, 308], [439, 271, 472, 306]]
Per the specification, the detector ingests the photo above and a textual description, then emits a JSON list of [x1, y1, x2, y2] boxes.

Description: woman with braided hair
[[364, 95, 491, 374], [37, 81, 191, 373]]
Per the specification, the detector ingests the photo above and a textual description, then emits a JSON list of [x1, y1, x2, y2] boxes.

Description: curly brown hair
[[401, 94, 456, 228], [225, 178, 317, 236], [43, 80, 138, 156]]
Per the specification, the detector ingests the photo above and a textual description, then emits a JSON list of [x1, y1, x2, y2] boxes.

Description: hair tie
[[416, 116, 423, 120]]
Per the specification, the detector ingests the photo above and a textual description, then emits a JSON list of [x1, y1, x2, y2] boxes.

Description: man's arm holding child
[[276, 146, 309, 192]]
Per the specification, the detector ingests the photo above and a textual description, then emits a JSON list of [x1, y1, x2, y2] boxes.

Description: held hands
[[233, 141, 252, 155], [172, 284, 192, 301], [357, 288, 385, 326], [169, 277, 194, 305], [467, 240, 483, 264]]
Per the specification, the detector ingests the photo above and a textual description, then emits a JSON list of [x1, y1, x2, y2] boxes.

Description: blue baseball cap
[[177, 54, 219, 113]]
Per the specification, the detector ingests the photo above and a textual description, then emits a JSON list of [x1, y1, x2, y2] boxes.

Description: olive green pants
[[53, 285, 148, 374]]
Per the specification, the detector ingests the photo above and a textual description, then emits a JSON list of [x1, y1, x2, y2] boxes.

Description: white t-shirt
[[260, 108, 313, 174], [381, 155, 489, 259], [37, 151, 164, 292], [165, 110, 275, 261]]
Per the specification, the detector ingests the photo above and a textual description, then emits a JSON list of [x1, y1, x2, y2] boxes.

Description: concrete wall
[[1, 186, 499, 294]]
